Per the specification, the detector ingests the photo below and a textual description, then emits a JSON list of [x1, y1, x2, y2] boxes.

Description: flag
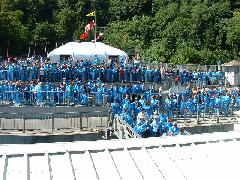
[[85, 20, 95, 33], [86, 11, 95, 17], [96, 33, 104, 42], [80, 32, 88, 40]]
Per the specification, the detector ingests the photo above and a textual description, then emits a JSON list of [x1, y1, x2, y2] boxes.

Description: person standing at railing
[[159, 110, 168, 134], [111, 97, 121, 115], [46, 82, 55, 106], [14, 83, 23, 107], [122, 66, 128, 82], [122, 93, 132, 111], [132, 97, 142, 118], [209, 94, 215, 116], [90, 66, 96, 81], [29, 81, 36, 104], [35, 82, 44, 106], [81, 92, 89, 106], [105, 66, 111, 83], [73, 82, 82, 105], [85, 80, 92, 95], [22, 81, 29, 104], [18, 65, 26, 81], [135, 109, 150, 138], [7, 64, 14, 81], [111, 66, 118, 82], [139, 95, 145, 107], [151, 95, 159, 111], [0, 81, 3, 103], [186, 96, 194, 118], [235, 95, 240, 111], [179, 96, 187, 118], [39, 65, 45, 82], [165, 95, 173, 118], [221, 93, 231, 117], [203, 93, 210, 114], [66, 81, 75, 106], [95, 84, 104, 106], [29, 64, 38, 81], [143, 100, 153, 117], [122, 107, 133, 125], [8, 81, 14, 102]]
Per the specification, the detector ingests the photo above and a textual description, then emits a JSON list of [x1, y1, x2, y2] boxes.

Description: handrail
[[114, 115, 141, 139], [0, 110, 108, 119]]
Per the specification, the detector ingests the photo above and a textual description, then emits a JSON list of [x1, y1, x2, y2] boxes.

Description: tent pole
[[94, 10, 97, 44]]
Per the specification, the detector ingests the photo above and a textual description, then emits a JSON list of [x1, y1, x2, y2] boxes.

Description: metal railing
[[0, 67, 226, 84], [0, 91, 110, 107], [0, 111, 109, 133], [113, 115, 142, 139]]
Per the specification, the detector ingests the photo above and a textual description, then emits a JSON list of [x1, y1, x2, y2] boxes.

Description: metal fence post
[[79, 112, 82, 130], [51, 113, 54, 132], [197, 111, 200, 124], [101, 111, 103, 127], [23, 116, 26, 133]]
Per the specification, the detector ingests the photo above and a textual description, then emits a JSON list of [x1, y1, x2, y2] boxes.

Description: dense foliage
[[0, 0, 240, 64]]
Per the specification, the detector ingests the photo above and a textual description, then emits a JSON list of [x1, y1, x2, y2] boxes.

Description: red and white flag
[[80, 32, 88, 40], [85, 20, 95, 33]]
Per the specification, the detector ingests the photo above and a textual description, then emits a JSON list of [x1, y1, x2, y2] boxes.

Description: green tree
[[0, 10, 28, 56], [32, 21, 56, 54], [54, 8, 77, 42], [226, 12, 240, 59]]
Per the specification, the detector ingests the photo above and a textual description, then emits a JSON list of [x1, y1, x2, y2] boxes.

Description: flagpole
[[94, 10, 97, 43]]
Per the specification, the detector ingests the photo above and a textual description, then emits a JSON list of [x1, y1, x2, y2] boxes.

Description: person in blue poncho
[[81, 93, 89, 106], [14, 83, 23, 106], [74, 81, 82, 105], [93, 55, 100, 65], [143, 100, 152, 117], [111, 98, 120, 115], [179, 96, 187, 118], [213, 94, 221, 121], [66, 81, 74, 105], [236, 94, 240, 111], [45, 82, 54, 106], [97, 84, 106, 106], [7, 64, 14, 81], [137, 118, 151, 138], [168, 122, 180, 136], [186, 96, 194, 118], [159, 110, 168, 133], [165, 95, 172, 117], [122, 107, 133, 125], [221, 93, 231, 117], [35, 82, 44, 106], [151, 95, 159, 111]]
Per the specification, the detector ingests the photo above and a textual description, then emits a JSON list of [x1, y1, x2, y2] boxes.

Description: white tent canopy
[[48, 42, 128, 63]]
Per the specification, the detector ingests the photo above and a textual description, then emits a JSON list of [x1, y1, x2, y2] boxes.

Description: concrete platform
[[177, 117, 236, 134], [0, 130, 105, 144]]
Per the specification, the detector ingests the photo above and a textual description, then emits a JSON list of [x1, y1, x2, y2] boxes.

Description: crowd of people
[[0, 56, 225, 86], [0, 56, 235, 138], [112, 86, 240, 137]]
